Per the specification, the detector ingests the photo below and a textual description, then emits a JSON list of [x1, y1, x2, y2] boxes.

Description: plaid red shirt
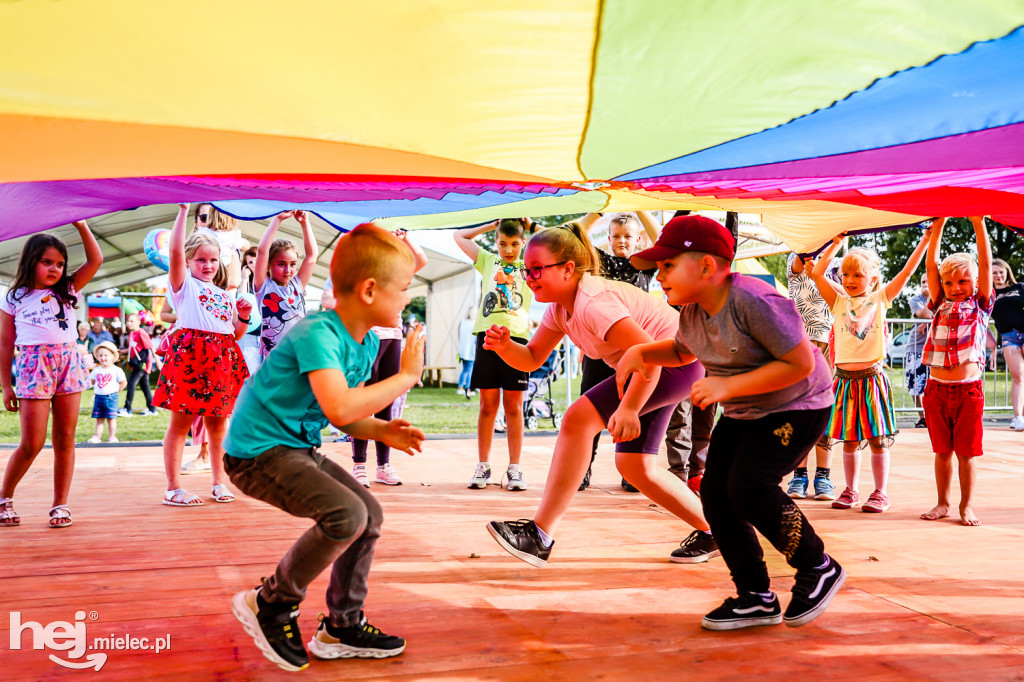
[[922, 292, 993, 368]]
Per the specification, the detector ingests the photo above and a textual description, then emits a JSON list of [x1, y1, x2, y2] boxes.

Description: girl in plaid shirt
[[920, 217, 993, 527]]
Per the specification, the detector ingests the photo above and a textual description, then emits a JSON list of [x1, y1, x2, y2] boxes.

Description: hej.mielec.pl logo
[[10, 610, 172, 672]]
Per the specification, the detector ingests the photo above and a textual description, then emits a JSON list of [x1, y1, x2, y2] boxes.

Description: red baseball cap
[[630, 215, 736, 269]]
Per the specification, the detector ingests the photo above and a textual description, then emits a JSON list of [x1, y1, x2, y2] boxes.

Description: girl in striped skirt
[[809, 227, 932, 513]]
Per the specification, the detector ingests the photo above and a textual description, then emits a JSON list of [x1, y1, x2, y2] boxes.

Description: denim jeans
[[458, 359, 474, 390], [225, 446, 382, 627]]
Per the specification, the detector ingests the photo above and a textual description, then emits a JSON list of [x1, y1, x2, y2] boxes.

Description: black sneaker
[[308, 612, 406, 660], [231, 587, 309, 671], [621, 478, 639, 493], [670, 530, 721, 564], [486, 519, 553, 567], [701, 592, 783, 631], [578, 466, 592, 491], [784, 554, 846, 627]]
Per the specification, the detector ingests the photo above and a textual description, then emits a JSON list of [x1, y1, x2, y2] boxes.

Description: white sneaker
[[180, 457, 212, 475], [456, 387, 465, 396], [108, 436, 119, 443], [468, 462, 492, 489], [353, 464, 370, 488], [117, 408, 133, 418], [505, 466, 527, 492], [141, 409, 159, 416], [1010, 416, 1024, 432], [375, 464, 403, 485], [87, 435, 102, 444]]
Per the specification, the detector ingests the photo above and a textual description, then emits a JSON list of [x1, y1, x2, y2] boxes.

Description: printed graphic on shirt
[[95, 373, 114, 390], [482, 260, 525, 317], [841, 299, 880, 341], [197, 285, 233, 323], [39, 294, 71, 332]]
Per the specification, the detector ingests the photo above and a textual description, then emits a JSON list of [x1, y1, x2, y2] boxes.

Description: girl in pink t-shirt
[[483, 223, 716, 567], [0, 221, 103, 529]]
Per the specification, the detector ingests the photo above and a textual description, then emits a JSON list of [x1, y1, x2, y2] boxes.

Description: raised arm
[[395, 230, 428, 273], [295, 210, 319, 288], [453, 220, 498, 262], [576, 213, 602, 232], [809, 237, 845, 308], [925, 218, 944, 307], [971, 216, 993, 301], [70, 220, 103, 293], [635, 211, 661, 243], [253, 211, 293, 291], [168, 204, 190, 292], [884, 225, 932, 302]]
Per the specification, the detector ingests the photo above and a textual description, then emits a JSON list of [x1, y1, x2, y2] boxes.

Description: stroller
[[523, 347, 564, 430]]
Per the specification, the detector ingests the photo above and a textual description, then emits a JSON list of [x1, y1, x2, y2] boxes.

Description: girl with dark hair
[[0, 222, 103, 528]]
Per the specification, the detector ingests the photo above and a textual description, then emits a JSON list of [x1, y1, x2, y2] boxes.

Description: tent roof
[[0, 206, 471, 294]]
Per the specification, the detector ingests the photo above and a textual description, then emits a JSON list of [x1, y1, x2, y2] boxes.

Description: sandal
[[211, 484, 235, 504], [48, 505, 72, 529], [163, 488, 204, 507], [0, 497, 20, 527]]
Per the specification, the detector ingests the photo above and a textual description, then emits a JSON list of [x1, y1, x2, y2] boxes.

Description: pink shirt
[[539, 274, 678, 368]]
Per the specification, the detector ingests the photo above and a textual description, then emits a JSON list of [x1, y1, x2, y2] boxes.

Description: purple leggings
[[582, 362, 704, 454], [352, 337, 402, 465]]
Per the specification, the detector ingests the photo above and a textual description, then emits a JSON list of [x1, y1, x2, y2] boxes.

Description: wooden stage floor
[[2, 427, 1023, 680]]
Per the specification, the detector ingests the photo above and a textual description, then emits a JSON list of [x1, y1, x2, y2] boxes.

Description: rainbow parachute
[[2, 1, 1023, 252]]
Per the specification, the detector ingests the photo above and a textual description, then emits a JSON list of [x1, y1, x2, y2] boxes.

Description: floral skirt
[[14, 343, 89, 399], [154, 329, 248, 417]]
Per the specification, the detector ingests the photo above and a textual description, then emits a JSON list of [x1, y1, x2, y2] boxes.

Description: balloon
[[237, 292, 262, 334], [143, 229, 170, 271]]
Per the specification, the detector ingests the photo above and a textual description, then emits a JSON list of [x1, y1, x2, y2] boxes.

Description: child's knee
[[320, 501, 369, 541]]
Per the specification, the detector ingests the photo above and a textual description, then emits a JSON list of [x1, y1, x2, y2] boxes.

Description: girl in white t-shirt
[[483, 223, 716, 567], [193, 202, 248, 293], [253, 210, 318, 358], [154, 204, 251, 508], [0, 221, 103, 528], [88, 341, 127, 443]]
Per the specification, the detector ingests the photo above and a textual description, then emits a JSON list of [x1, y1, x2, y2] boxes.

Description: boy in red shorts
[[919, 216, 993, 527]]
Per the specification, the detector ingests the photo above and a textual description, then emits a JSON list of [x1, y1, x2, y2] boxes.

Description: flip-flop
[[163, 488, 203, 507], [212, 484, 235, 504]]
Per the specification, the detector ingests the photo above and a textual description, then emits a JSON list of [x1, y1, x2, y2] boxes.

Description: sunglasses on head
[[524, 261, 567, 280]]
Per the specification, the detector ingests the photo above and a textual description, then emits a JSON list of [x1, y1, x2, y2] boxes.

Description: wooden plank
[[1, 428, 1023, 679]]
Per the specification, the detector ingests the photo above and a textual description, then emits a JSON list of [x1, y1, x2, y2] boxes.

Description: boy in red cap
[[617, 215, 844, 630]]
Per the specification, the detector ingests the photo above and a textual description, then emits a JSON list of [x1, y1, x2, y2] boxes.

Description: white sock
[[534, 522, 553, 547]]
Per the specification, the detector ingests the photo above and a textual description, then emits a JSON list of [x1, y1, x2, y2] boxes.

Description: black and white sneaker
[[308, 612, 406, 660], [784, 554, 846, 627], [486, 519, 553, 567], [670, 530, 721, 564], [231, 587, 309, 671], [701, 592, 783, 631]]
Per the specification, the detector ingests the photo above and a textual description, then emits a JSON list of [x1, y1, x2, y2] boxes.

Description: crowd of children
[[0, 207, 1015, 671]]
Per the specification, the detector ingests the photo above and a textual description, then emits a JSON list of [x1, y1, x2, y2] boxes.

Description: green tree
[[475, 214, 586, 251], [403, 296, 426, 325], [758, 253, 788, 284], [119, 282, 156, 312]]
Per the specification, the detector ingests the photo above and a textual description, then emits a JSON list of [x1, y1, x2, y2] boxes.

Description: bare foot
[[960, 506, 980, 526], [920, 505, 950, 521]]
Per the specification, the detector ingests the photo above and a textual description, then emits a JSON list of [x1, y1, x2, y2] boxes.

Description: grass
[[0, 373, 587, 444], [2, 366, 1012, 445]]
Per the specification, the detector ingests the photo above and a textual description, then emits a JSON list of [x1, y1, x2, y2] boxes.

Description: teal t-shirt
[[225, 310, 379, 458]]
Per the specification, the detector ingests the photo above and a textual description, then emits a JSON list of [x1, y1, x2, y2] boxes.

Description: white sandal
[[48, 505, 72, 529], [211, 484, 235, 504], [163, 488, 203, 507], [0, 497, 20, 527]]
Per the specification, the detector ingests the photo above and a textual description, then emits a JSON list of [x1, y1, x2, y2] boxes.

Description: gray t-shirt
[[906, 293, 930, 352], [673, 273, 834, 420]]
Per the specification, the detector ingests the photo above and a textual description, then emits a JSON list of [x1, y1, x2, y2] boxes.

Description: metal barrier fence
[[885, 318, 1013, 413]]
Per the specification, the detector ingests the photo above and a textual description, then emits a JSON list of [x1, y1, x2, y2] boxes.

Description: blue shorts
[[583, 362, 704, 454], [1001, 329, 1024, 349], [92, 393, 119, 419]]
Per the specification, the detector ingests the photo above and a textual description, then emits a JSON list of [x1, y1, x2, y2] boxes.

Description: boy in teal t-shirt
[[454, 218, 536, 492], [226, 224, 425, 672]]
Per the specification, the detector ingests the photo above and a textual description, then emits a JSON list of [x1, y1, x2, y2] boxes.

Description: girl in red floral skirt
[[155, 203, 251, 507]]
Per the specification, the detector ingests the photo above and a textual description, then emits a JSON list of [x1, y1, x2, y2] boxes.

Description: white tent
[[0, 207, 480, 384]]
